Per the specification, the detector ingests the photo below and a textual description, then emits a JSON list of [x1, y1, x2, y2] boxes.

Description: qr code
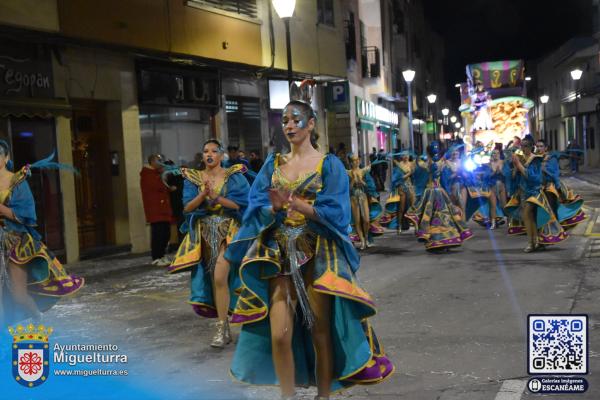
[[528, 315, 587, 374]]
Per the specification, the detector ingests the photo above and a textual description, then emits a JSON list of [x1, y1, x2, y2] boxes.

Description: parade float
[[458, 60, 534, 148]]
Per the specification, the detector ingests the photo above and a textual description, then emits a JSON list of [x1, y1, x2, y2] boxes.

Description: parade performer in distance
[[381, 151, 415, 231], [347, 154, 383, 249], [462, 150, 504, 229], [0, 141, 84, 325], [442, 145, 467, 213], [470, 80, 494, 132], [224, 81, 393, 400], [405, 141, 473, 251], [489, 148, 508, 209], [166, 139, 249, 348], [535, 139, 586, 230], [504, 138, 567, 252]]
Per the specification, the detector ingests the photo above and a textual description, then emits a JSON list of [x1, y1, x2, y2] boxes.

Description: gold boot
[[210, 320, 229, 348], [224, 319, 232, 345]]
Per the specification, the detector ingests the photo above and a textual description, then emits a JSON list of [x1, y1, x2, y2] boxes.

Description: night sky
[[422, 0, 594, 106]]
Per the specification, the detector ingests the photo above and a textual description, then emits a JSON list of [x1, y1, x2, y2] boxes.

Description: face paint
[[282, 105, 309, 130]]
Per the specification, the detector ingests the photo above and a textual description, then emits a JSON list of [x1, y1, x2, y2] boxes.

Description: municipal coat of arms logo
[[9, 323, 53, 388]]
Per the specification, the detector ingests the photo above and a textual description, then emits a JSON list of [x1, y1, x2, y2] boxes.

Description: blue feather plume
[[29, 151, 79, 175]]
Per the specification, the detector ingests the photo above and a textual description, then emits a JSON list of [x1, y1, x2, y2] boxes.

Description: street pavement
[[44, 176, 600, 400]]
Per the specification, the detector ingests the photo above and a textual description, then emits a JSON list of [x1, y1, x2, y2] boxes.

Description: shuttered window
[[188, 0, 258, 19]]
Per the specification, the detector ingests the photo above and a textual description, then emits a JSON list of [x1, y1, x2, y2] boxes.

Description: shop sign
[[0, 40, 54, 98], [355, 96, 398, 126], [325, 81, 349, 112]]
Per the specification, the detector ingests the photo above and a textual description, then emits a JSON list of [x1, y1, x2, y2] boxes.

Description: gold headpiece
[[9, 324, 53, 343]]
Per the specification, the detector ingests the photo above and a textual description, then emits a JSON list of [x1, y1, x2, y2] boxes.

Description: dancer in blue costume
[[442, 147, 467, 213], [412, 154, 429, 204], [347, 154, 383, 249], [167, 139, 249, 348], [504, 138, 567, 252], [381, 152, 415, 231], [0, 142, 84, 325], [535, 139, 586, 230], [225, 84, 393, 400], [405, 141, 473, 251], [462, 148, 504, 229]]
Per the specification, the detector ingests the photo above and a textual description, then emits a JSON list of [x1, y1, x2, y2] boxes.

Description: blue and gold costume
[[348, 167, 384, 242], [463, 163, 505, 226], [225, 153, 393, 391], [541, 153, 586, 229], [504, 154, 567, 245], [1, 166, 83, 324], [381, 160, 415, 230], [406, 158, 473, 249], [168, 164, 249, 317]]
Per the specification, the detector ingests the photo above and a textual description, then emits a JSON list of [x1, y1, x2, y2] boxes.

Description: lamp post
[[403, 69, 416, 151], [427, 93, 437, 135], [272, 0, 296, 86], [540, 94, 549, 142], [450, 115, 457, 124], [570, 68, 584, 166]]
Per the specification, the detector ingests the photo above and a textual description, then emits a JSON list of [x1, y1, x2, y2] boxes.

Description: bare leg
[[460, 186, 468, 214], [213, 244, 230, 322], [497, 182, 507, 209], [351, 198, 366, 249], [269, 276, 297, 398], [489, 193, 497, 225], [359, 196, 370, 244], [8, 262, 41, 321], [398, 192, 406, 229], [521, 203, 537, 250], [305, 266, 333, 399]]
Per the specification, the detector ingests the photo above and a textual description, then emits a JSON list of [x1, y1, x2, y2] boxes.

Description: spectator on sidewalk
[[249, 150, 263, 173], [567, 139, 582, 173], [163, 159, 185, 248], [140, 154, 173, 267]]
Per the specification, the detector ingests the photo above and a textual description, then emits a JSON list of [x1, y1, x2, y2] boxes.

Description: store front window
[[139, 106, 212, 167], [0, 116, 64, 254]]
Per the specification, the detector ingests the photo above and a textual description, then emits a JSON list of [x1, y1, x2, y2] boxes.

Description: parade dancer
[[405, 141, 473, 251], [381, 152, 415, 231], [443, 146, 467, 213], [225, 83, 393, 400], [347, 154, 382, 249], [536, 139, 586, 230], [489, 149, 507, 209], [504, 138, 567, 252], [167, 139, 249, 348], [0, 142, 84, 325], [463, 156, 504, 229]]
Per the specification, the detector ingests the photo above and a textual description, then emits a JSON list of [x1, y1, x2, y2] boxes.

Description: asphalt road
[[42, 176, 600, 400]]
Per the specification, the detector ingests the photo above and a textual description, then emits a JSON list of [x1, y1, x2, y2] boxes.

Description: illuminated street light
[[272, 0, 296, 18], [454, 122, 461, 128], [570, 69, 583, 80], [540, 95, 549, 104], [403, 69, 416, 151], [427, 94, 437, 104], [272, 0, 297, 86], [450, 116, 457, 123], [525, 76, 532, 81], [441, 108, 449, 116]]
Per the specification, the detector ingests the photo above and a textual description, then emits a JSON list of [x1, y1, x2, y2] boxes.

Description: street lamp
[[570, 68, 585, 166], [450, 115, 457, 124], [272, 0, 297, 86], [540, 95, 549, 141], [427, 94, 437, 135], [454, 122, 461, 129], [403, 69, 416, 151]]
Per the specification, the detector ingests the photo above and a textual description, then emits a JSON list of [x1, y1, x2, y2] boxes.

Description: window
[[317, 0, 334, 26], [188, 0, 258, 19], [139, 106, 212, 168]]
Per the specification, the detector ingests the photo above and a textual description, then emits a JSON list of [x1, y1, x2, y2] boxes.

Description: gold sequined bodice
[[271, 154, 324, 226]]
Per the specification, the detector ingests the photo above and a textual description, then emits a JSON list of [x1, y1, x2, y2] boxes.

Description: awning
[[359, 119, 374, 131], [378, 125, 391, 134], [0, 98, 72, 118]]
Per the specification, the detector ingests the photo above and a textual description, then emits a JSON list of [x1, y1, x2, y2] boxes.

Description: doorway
[[71, 101, 115, 250]]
